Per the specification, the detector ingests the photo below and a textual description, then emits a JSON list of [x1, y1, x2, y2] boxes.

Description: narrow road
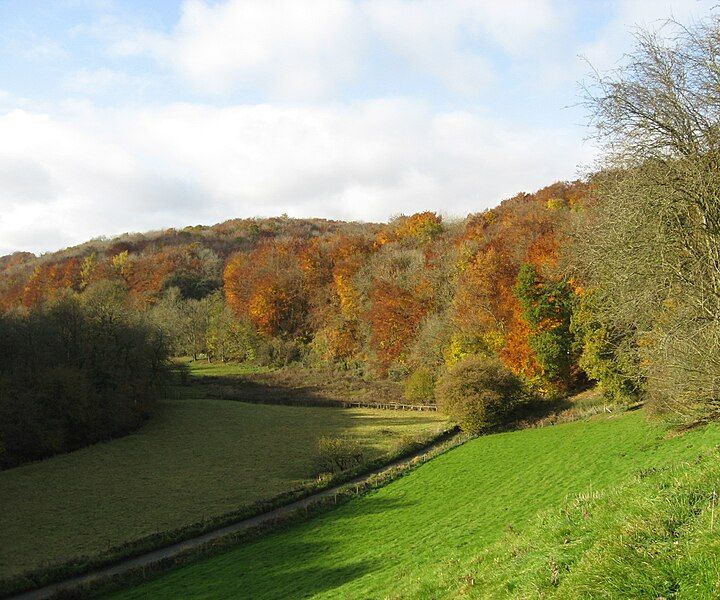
[[10, 428, 461, 600]]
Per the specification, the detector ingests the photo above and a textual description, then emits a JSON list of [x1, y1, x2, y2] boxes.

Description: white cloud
[[113, 0, 363, 98], [15, 1, 710, 256], [0, 100, 593, 255], [107, 0, 564, 99], [2, 30, 68, 62]]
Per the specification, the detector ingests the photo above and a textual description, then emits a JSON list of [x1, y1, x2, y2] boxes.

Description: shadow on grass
[[325, 495, 417, 522], [187, 374, 349, 407], [189, 553, 377, 600], [184, 372, 416, 410], [181, 360, 406, 407], [506, 396, 574, 424], [128, 492, 416, 599]]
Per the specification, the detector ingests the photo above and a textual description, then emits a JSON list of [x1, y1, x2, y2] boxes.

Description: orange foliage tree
[[21, 259, 81, 306], [224, 240, 308, 336], [369, 281, 428, 375]]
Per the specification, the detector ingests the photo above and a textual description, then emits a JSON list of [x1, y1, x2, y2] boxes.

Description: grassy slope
[[109, 411, 720, 600], [0, 397, 444, 581], [426, 444, 720, 599]]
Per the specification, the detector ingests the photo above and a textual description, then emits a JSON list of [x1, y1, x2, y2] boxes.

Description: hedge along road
[[9, 428, 463, 600]]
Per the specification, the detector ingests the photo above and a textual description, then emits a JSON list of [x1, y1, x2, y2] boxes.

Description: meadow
[[108, 410, 720, 599], [0, 376, 444, 585], [432, 443, 720, 599], [182, 358, 408, 406]]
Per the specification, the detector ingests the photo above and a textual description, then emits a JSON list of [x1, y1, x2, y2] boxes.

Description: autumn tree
[[393, 212, 444, 244], [360, 244, 433, 375], [298, 234, 374, 365], [224, 240, 308, 337], [21, 259, 81, 307], [369, 281, 427, 375]]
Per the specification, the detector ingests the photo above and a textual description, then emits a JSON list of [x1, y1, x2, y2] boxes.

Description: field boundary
[[4, 426, 462, 600], [191, 377, 437, 411]]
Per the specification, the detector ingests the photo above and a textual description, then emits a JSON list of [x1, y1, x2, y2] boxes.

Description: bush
[[392, 433, 425, 455], [435, 356, 523, 434], [315, 436, 365, 474], [257, 337, 303, 367], [403, 367, 435, 404]]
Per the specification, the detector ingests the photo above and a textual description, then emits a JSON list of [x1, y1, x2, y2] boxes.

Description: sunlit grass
[[109, 411, 720, 599], [420, 442, 720, 599], [178, 357, 272, 378]]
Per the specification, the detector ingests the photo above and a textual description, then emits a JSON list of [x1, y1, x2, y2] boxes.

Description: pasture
[[108, 410, 720, 599], [434, 442, 720, 599], [0, 390, 444, 583]]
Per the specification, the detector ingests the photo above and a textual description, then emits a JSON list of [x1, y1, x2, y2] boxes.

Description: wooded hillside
[[0, 181, 593, 400]]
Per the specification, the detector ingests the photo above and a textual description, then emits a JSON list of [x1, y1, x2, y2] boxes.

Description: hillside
[[1, 179, 602, 469], [6, 9, 720, 600], [107, 410, 720, 599], [0, 179, 592, 398], [0, 216, 373, 309]]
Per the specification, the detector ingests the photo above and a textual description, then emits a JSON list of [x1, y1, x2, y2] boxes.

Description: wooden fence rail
[[338, 401, 437, 411]]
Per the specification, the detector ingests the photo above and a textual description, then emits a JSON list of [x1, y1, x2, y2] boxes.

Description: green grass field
[[0, 392, 444, 582], [108, 410, 720, 599], [180, 359, 273, 378], [430, 443, 720, 599]]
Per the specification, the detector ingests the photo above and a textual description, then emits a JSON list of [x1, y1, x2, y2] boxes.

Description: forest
[[3, 17, 720, 467], [0, 183, 589, 427]]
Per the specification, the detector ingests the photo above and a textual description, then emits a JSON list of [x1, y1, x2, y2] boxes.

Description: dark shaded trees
[[0, 291, 169, 469]]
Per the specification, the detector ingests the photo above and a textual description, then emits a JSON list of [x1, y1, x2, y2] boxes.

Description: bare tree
[[572, 17, 720, 421]]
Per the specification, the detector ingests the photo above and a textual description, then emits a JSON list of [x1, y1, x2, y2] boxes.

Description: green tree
[[514, 264, 574, 390], [206, 292, 259, 362], [569, 291, 640, 404]]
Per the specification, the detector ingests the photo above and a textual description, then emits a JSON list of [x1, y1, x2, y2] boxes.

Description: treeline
[[0, 183, 590, 411], [568, 17, 720, 424], [4, 17, 720, 434], [0, 282, 169, 468]]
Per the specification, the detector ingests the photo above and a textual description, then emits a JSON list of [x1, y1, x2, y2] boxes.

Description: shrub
[[403, 367, 436, 404], [257, 337, 303, 367], [392, 433, 425, 455], [435, 356, 523, 434], [315, 436, 365, 474]]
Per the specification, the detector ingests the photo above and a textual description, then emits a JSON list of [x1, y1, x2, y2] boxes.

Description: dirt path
[[10, 429, 461, 600]]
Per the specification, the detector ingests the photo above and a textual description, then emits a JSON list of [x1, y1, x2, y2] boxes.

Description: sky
[[0, 0, 717, 255]]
